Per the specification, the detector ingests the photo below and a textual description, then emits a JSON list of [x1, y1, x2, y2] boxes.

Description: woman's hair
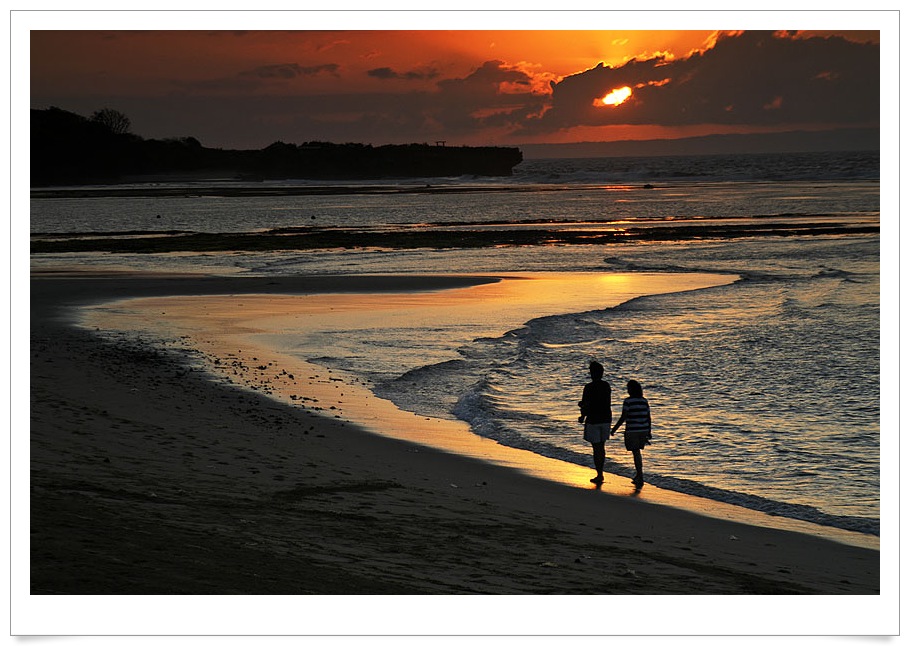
[[627, 379, 643, 398], [589, 361, 604, 379]]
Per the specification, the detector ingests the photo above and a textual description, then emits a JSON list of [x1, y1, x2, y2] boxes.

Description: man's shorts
[[624, 431, 651, 451], [584, 422, 611, 444]]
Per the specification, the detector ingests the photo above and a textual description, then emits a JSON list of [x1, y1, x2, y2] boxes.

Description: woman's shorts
[[624, 431, 651, 451], [584, 422, 611, 444]]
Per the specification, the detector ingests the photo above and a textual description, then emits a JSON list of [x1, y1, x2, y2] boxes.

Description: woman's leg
[[632, 448, 643, 484]]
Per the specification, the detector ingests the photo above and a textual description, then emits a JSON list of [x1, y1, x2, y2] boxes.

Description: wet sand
[[21, 271, 885, 634], [31, 217, 880, 253]]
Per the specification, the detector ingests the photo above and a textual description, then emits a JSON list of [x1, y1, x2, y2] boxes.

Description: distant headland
[[30, 107, 524, 186]]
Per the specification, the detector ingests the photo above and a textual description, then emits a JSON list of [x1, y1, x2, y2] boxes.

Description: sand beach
[[18, 21, 895, 639], [20, 270, 887, 635]]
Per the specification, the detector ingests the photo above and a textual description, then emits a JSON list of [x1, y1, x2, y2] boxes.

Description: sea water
[[30, 151, 882, 536]]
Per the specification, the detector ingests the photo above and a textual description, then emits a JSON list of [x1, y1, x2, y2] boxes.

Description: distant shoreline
[[518, 127, 880, 159], [30, 181, 567, 200], [31, 107, 523, 187]]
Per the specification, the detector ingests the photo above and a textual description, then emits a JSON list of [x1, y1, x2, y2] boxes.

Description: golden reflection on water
[[77, 271, 878, 549]]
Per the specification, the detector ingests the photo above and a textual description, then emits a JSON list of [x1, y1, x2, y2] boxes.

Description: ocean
[[31, 150, 882, 537]]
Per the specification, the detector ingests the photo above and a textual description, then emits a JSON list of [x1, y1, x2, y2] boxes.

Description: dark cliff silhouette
[[30, 107, 524, 186]]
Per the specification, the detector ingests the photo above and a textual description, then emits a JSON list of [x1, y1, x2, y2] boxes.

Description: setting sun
[[20, 13, 887, 617], [599, 86, 633, 106]]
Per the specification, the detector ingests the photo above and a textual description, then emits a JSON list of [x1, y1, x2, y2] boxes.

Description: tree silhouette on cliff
[[91, 108, 132, 135]]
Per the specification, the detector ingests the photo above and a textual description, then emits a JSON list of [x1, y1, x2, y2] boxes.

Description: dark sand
[[31, 219, 879, 254], [22, 272, 886, 634]]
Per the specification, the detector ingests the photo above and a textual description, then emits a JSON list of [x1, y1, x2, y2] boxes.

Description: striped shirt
[[621, 397, 651, 433]]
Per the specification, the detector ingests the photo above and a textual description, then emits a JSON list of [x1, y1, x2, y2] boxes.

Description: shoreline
[[22, 269, 883, 627], [77, 270, 877, 547], [31, 268, 879, 594]]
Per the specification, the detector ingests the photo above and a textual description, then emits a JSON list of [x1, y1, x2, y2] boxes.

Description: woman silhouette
[[612, 379, 652, 488]]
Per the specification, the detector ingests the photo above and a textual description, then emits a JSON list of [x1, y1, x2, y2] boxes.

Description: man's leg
[[591, 442, 605, 483]]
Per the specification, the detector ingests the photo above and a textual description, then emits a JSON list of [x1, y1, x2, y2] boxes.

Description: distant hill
[[519, 128, 880, 160], [30, 107, 523, 186]]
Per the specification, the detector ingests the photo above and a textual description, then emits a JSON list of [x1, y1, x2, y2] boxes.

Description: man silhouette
[[578, 361, 611, 484]]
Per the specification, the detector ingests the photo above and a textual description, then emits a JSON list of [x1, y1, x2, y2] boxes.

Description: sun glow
[[598, 86, 632, 106]]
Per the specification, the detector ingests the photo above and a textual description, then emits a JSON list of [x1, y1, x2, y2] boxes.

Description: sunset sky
[[27, 16, 883, 150]]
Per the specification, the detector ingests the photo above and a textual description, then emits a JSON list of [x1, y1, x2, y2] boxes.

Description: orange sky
[[30, 29, 881, 149], [30, 31, 729, 95]]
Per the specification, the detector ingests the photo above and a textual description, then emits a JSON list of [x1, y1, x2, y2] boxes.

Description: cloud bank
[[34, 30, 879, 148], [530, 31, 879, 134]]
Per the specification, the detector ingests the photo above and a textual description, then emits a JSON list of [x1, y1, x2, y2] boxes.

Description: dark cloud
[[241, 63, 340, 79], [436, 60, 531, 96], [422, 61, 545, 136], [39, 32, 878, 148], [40, 59, 542, 145], [170, 63, 341, 95], [367, 66, 439, 81], [66, 61, 547, 146], [525, 31, 879, 134]]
